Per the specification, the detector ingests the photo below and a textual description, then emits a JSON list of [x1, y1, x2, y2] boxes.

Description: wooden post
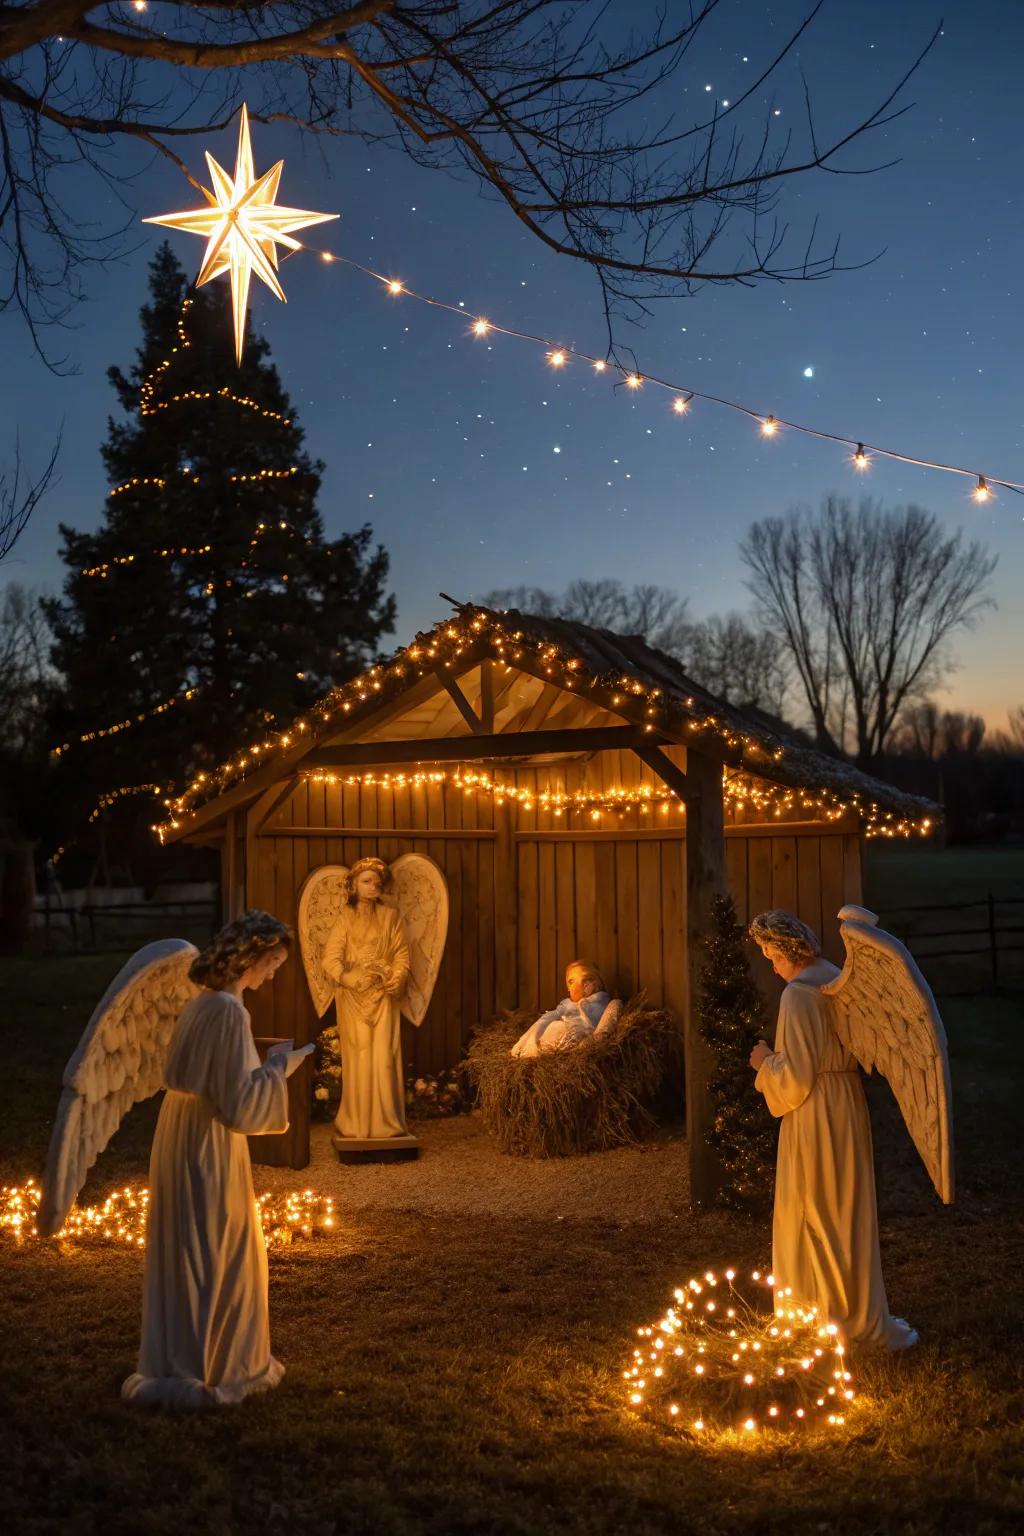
[[634, 743, 728, 1205], [683, 747, 728, 1206]]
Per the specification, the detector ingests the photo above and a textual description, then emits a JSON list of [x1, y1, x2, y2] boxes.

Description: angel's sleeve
[[386, 909, 411, 990], [323, 918, 349, 986], [202, 999, 290, 1136], [755, 987, 825, 1117]]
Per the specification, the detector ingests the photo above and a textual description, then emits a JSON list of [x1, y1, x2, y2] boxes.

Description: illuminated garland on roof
[[143, 606, 934, 842]]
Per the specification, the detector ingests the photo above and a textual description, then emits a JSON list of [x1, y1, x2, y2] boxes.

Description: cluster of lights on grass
[[624, 1266, 855, 1439], [1, 1179, 336, 1249]]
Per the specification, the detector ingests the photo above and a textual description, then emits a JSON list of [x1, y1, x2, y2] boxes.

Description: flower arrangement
[[404, 1069, 467, 1118]]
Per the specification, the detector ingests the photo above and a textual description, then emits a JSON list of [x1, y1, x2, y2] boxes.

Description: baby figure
[[510, 960, 612, 1058]]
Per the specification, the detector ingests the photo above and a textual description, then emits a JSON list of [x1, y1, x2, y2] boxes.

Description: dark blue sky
[[3, 0, 1021, 726]]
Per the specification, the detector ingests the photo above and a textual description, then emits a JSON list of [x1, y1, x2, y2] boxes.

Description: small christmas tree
[[697, 894, 777, 1210]]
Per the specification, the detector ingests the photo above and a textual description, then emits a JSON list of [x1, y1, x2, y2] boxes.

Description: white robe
[[122, 990, 290, 1409], [324, 903, 411, 1139], [755, 959, 916, 1350]]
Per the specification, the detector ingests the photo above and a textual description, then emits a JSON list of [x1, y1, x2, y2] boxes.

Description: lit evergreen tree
[[698, 894, 777, 1211], [45, 244, 395, 853]]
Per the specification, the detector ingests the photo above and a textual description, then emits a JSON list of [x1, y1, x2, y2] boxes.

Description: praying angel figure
[[749, 906, 954, 1350]]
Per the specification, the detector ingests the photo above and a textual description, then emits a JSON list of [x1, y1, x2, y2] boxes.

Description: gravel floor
[[256, 1114, 691, 1224]]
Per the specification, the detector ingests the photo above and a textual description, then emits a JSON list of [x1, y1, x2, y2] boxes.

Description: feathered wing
[[39, 939, 198, 1237], [297, 865, 349, 1017], [388, 853, 448, 1026], [820, 904, 954, 1204]]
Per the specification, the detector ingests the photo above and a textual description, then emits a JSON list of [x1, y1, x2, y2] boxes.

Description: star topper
[[145, 104, 338, 363]]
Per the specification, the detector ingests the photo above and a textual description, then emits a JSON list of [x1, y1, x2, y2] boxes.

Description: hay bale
[[465, 995, 683, 1157]]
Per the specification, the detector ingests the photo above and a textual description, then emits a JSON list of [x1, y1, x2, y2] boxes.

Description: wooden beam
[[435, 667, 485, 736], [479, 659, 495, 733], [633, 744, 692, 802], [305, 726, 669, 770], [682, 748, 728, 1206], [259, 826, 497, 840], [255, 774, 300, 833]]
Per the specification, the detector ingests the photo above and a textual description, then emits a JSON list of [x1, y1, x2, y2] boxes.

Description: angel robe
[[755, 959, 917, 1350], [122, 990, 290, 1409], [324, 903, 411, 1139]]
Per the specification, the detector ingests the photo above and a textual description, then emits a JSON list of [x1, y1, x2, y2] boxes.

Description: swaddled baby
[[510, 960, 620, 1058]]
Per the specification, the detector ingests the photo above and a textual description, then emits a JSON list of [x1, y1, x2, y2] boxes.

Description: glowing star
[[145, 104, 338, 363]]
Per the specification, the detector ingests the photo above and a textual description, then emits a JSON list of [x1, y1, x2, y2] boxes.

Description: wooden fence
[[881, 893, 1024, 993], [37, 897, 219, 954]]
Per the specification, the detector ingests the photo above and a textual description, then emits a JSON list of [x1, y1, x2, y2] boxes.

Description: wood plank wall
[[243, 750, 863, 1079]]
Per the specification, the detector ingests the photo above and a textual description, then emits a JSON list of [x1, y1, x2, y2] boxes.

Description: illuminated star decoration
[[144, 104, 338, 364]]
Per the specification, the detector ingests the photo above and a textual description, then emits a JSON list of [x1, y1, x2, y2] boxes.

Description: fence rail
[[881, 893, 1024, 991], [37, 897, 219, 954]]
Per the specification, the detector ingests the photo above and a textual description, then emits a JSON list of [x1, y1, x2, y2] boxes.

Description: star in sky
[[145, 104, 338, 364]]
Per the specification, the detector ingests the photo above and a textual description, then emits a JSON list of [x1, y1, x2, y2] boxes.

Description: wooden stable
[[165, 604, 931, 1193]]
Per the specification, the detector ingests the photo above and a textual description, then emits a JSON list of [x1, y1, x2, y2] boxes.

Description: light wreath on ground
[[624, 1267, 854, 1438], [1, 1179, 337, 1249]]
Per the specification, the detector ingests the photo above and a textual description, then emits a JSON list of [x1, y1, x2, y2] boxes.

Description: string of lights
[[304, 249, 1021, 503], [625, 1266, 855, 1438], [0, 1178, 337, 1248], [150, 609, 934, 842], [51, 686, 200, 759]]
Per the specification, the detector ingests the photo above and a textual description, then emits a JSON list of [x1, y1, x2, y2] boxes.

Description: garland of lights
[[51, 687, 200, 759], [625, 1266, 855, 1438], [147, 609, 935, 842], [1, 1179, 336, 1249], [298, 251, 1021, 503]]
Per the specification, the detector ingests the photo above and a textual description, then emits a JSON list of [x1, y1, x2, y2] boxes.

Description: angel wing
[[820, 904, 954, 1204], [39, 938, 198, 1237], [297, 864, 349, 1017], [388, 853, 448, 1027]]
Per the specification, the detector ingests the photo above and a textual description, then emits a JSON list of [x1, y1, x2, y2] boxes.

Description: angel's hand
[[341, 967, 374, 991], [749, 1040, 772, 1071]]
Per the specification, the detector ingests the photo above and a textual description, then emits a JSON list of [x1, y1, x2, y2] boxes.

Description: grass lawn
[[3, 853, 1023, 1536]]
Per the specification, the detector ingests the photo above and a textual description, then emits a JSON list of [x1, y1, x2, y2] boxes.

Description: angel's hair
[[344, 856, 392, 906], [566, 958, 604, 990], [189, 910, 293, 989], [748, 910, 821, 963]]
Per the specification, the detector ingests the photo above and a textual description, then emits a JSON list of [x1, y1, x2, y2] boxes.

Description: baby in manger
[[510, 960, 623, 1058]]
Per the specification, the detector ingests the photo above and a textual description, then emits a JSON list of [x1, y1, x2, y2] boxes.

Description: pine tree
[[45, 245, 395, 855], [697, 894, 778, 1210]]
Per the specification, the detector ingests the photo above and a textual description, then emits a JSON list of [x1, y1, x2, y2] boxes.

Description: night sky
[[3, 0, 1021, 728]]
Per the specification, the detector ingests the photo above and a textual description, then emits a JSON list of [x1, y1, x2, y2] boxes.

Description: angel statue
[[38, 911, 313, 1408], [298, 854, 448, 1145], [748, 906, 954, 1351]]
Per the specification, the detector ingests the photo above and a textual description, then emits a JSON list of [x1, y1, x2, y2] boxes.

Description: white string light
[[292, 248, 1022, 500]]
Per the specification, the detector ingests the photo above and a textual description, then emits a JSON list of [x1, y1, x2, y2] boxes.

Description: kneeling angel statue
[[38, 911, 313, 1408], [510, 959, 624, 1058], [749, 905, 954, 1351], [298, 855, 448, 1141]]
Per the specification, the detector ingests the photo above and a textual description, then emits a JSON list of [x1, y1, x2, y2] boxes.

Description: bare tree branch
[[742, 498, 997, 766], [0, 432, 60, 565], [0, 2, 942, 356]]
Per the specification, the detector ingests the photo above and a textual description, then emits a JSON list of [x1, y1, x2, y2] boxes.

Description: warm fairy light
[[672, 397, 690, 415], [320, 251, 335, 263], [472, 318, 491, 336], [593, 359, 607, 372], [760, 416, 779, 437], [625, 1266, 853, 1438], [1, 1179, 336, 1249], [144, 104, 338, 364], [852, 443, 870, 470], [143, 603, 936, 847], [132, 0, 147, 9], [625, 373, 643, 389], [973, 476, 991, 503], [547, 349, 567, 368], [387, 279, 404, 295]]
